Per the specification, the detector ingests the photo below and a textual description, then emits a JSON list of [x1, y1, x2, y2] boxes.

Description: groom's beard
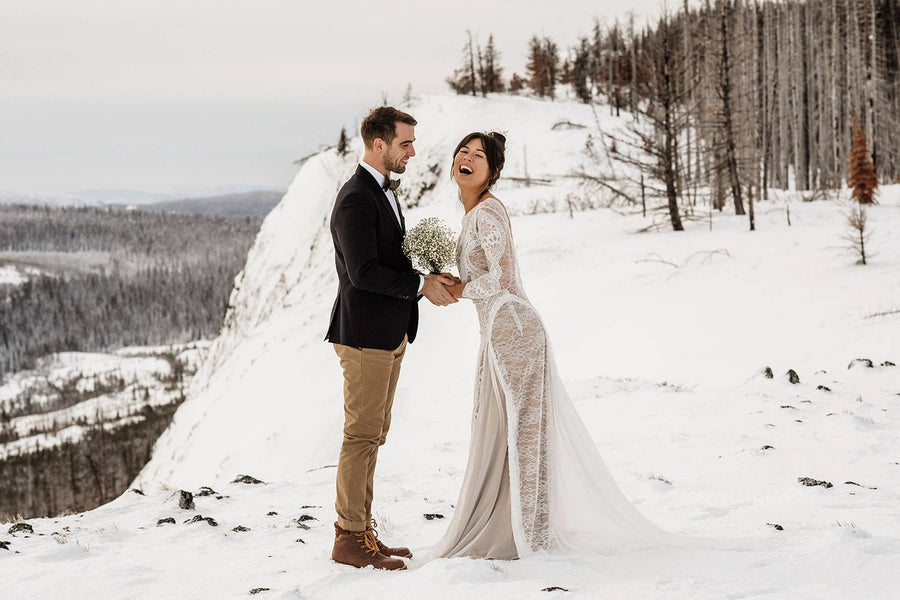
[[384, 149, 407, 174]]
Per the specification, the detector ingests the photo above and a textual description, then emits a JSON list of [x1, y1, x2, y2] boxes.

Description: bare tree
[[843, 204, 871, 265], [606, 15, 688, 231]]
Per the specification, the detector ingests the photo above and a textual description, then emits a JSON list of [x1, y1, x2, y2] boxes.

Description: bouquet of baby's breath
[[402, 217, 457, 274]]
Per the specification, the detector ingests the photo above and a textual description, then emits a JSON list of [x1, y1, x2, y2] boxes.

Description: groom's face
[[382, 122, 416, 174]]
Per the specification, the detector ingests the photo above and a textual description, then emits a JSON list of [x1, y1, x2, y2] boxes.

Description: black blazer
[[325, 165, 421, 350]]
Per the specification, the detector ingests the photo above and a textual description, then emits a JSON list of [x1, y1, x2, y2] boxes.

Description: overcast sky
[[1, 0, 666, 197]]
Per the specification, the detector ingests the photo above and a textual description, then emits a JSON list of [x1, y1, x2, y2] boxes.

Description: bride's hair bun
[[487, 131, 507, 149]]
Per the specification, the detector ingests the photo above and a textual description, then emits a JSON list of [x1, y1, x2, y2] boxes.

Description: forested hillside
[[447, 0, 900, 230], [0, 205, 263, 378]]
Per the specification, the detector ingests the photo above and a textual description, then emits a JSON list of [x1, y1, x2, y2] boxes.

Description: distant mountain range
[[117, 190, 284, 216], [0, 188, 285, 216]]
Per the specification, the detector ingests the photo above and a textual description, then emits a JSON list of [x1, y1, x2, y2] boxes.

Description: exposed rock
[[786, 369, 800, 384], [542, 587, 569, 592], [232, 526, 251, 532], [551, 120, 587, 130], [845, 481, 877, 490], [760, 445, 775, 450], [179, 491, 195, 510], [8, 523, 33, 535], [249, 588, 270, 595], [0, 540, 11, 550], [848, 358, 873, 369], [798, 477, 833, 488], [295, 538, 305, 544], [184, 515, 218, 526], [780, 405, 796, 409], [883, 361, 896, 367], [157, 518, 176, 526], [195, 486, 219, 497], [760, 366, 774, 379], [232, 474, 266, 485], [266, 511, 278, 516], [423, 513, 445, 520], [130, 488, 145, 496], [300, 505, 321, 509], [289, 515, 317, 528], [767, 523, 784, 531], [816, 385, 832, 392]]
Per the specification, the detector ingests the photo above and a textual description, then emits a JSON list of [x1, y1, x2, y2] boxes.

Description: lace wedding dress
[[431, 197, 672, 559]]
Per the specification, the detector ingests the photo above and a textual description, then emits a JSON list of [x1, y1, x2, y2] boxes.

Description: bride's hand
[[440, 272, 462, 285], [446, 282, 465, 299]]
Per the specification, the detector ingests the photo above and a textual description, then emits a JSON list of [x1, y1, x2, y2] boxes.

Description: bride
[[431, 131, 672, 559]]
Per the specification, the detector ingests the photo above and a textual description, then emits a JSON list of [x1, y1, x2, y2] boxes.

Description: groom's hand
[[440, 272, 462, 285], [422, 273, 458, 306]]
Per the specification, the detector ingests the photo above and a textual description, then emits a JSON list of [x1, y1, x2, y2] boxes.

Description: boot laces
[[356, 530, 380, 557]]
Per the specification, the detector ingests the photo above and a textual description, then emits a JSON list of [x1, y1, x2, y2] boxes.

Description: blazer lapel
[[357, 166, 403, 235], [396, 198, 406, 234]]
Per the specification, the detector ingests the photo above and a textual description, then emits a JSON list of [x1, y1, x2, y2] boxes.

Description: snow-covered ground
[[1, 94, 898, 599], [0, 265, 36, 287]]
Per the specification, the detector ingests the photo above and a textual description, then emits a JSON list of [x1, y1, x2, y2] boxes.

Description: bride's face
[[453, 137, 490, 190]]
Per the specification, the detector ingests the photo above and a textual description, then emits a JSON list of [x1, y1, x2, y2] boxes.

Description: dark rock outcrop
[[798, 477, 832, 488], [8, 523, 33, 535], [232, 474, 266, 485], [184, 515, 218, 526], [179, 491, 195, 510]]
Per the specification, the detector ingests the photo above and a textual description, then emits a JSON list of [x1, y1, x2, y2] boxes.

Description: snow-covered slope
[[4, 94, 898, 600], [136, 94, 616, 488]]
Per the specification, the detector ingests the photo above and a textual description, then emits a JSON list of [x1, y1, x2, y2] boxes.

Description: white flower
[[403, 217, 457, 274]]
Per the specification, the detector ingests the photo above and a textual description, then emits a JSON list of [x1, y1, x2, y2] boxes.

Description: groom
[[326, 106, 457, 570]]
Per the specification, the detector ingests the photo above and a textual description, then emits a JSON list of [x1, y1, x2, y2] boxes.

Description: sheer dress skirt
[[431, 296, 554, 559]]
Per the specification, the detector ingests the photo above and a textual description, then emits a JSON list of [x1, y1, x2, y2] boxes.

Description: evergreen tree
[[480, 35, 506, 94], [508, 73, 527, 93], [544, 37, 560, 99], [566, 37, 593, 103], [446, 30, 479, 96], [336, 127, 350, 157], [526, 36, 550, 97]]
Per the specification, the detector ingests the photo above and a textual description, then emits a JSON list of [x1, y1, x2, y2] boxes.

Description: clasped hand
[[422, 272, 463, 306]]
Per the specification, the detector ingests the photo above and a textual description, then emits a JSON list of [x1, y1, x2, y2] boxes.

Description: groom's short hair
[[361, 106, 417, 150]]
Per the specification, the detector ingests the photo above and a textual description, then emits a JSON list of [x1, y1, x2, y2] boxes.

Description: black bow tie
[[382, 178, 401, 192]]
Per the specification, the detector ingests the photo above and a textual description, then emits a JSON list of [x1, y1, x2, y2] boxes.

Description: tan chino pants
[[332, 336, 408, 532]]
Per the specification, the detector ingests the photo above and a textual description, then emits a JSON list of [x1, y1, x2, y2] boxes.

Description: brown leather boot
[[331, 523, 407, 570], [369, 519, 413, 559]]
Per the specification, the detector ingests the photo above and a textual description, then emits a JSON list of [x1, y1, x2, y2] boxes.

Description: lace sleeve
[[462, 201, 515, 300]]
